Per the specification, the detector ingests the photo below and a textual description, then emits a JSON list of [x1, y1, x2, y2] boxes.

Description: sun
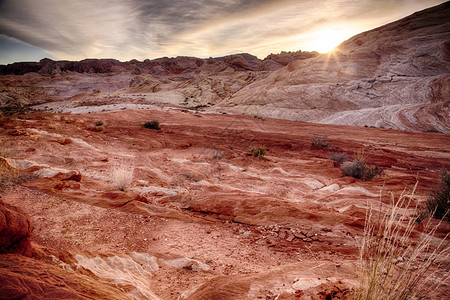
[[303, 28, 356, 53]]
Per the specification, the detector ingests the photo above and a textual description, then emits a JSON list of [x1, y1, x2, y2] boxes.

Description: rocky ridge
[[219, 2, 450, 132]]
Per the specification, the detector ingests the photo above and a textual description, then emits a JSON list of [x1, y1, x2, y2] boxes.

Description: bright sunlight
[[301, 27, 357, 53]]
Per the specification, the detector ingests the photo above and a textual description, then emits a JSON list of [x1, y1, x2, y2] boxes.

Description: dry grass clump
[[422, 170, 450, 222], [49, 123, 60, 130], [57, 137, 72, 145], [110, 165, 133, 191], [330, 152, 348, 163], [310, 134, 330, 147], [341, 154, 382, 180], [354, 185, 450, 300]]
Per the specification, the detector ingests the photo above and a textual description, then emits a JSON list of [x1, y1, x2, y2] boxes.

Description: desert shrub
[[423, 170, 450, 221], [57, 137, 72, 145], [110, 165, 133, 191], [49, 123, 60, 130], [187, 104, 209, 111], [341, 156, 381, 180], [249, 145, 267, 160], [330, 152, 348, 163], [143, 120, 161, 130], [94, 120, 104, 126], [354, 186, 450, 300], [424, 129, 442, 133], [310, 134, 330, 147], [54, 115, 67, 121]]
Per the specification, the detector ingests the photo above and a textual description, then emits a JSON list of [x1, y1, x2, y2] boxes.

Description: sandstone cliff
[[218, 2, 450, 132]]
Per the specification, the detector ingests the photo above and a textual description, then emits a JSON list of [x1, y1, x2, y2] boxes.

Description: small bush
[[424, 170, 449, 221], [49, 123, 60, 130], [341, 156, 382, 180], [310, 134, 330, 147], [143, 120, 161, 130], [187, 104, 209, 111], [94, 120, 104, 126], [249, 145, 267, 160]]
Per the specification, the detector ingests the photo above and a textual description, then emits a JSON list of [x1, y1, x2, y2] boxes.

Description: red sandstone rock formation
[[0, 199, 33, 256], [220, 2, 450, 132]]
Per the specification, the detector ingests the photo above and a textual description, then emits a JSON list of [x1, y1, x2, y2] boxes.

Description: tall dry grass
[[354, 184, 450, 300], [110, 164, 133, 191]]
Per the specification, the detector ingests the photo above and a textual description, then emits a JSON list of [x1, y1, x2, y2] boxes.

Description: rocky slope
[[0, 107, 449, 299], [216, 2, 450, 132]]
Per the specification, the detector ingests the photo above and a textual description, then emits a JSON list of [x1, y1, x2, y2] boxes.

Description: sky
[[0, 0, 445, 64]]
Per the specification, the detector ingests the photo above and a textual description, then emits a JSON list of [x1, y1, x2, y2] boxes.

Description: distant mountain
[[216, 2, 450, 132], [0, 51, 319, 76]]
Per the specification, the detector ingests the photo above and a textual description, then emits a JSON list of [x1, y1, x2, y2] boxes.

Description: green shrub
[[249, 145, 267, 160], [424, 170, 449, 221], [143, 120, 161, 130]]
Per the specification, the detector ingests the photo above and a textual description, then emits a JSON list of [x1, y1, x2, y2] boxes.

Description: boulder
[[0, 199, 33, 256]]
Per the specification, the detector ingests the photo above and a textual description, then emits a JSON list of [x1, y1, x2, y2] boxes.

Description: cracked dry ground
[[1, 108, 449, 299]]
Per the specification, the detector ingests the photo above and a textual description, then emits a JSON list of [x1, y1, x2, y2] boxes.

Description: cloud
[[0, 0, 445, 62]]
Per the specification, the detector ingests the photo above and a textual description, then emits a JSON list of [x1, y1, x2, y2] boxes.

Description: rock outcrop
[[0, 199, 33, 256], [218, 2, 450, 132], [0, 254, 131, 299]]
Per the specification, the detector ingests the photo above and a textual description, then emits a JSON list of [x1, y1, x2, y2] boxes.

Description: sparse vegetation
[[340, 154, 382, 180], [187, 104, 209, 111], [422, 170, 450, 221], [310, 134, 330, 147], [330, 152, 348, 163], [424, 129, 442, 133], [0, 157, 40, 192], [354, 185, 450, 300], [0, 147, 10, 158], [110, 165, 133, 191], [249, 145, 267, 160], [49, 123, 60, 130], [54, 115, 67, 121], [143, 120, 161, 130]]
